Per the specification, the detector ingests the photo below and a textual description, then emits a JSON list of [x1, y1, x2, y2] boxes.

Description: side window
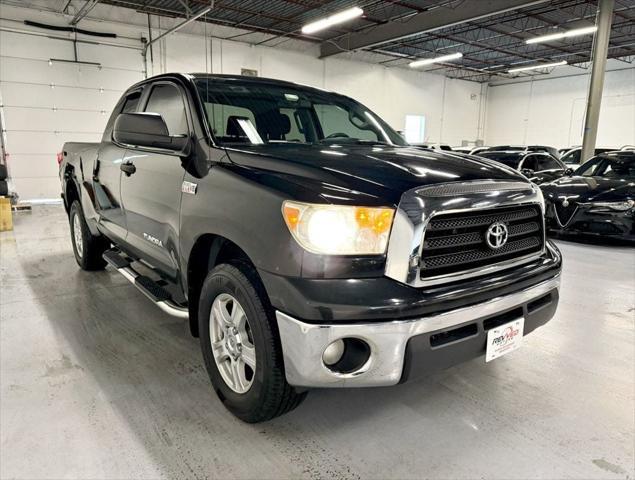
[[537, 156, 562, 171], [567, 150, 581, 165], [521, 155, 539, 171], [144, 84, 187, 135], [121, 91, 141, 113], [577, 158, 603, 176], [314, 104, 378, 141]]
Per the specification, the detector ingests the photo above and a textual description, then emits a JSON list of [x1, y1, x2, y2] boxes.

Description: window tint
[[521, 155, 540, 171], [121, 91, 141, 113], [576, 157, 603, 176], [315, 104, 379, 141], [144, 84, 187, 135], [536, 156, 562, 171], [562, 149, 580, 164], [479, 152, 524, 168], [205, 103, 256, 138], [579, 156, 635, 178], [194, 79, 406, 147]]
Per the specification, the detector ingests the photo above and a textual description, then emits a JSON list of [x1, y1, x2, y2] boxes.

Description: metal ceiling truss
[[94, 0, 635, 82]]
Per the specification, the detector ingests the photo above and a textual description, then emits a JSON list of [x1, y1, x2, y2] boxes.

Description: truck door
[[94, 90, 142, 243], [119, 82, 187, 280]]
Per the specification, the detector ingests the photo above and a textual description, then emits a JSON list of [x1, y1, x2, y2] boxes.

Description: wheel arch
[[63, 166, 81, 213], [187, 233, 260, 337]]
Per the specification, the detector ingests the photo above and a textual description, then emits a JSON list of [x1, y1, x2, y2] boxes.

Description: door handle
[[120, 162, 136, 176]]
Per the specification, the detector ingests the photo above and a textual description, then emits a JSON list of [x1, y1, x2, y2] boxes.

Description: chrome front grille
[[420, 205, 545, 279], [383, 180, 545, 287]]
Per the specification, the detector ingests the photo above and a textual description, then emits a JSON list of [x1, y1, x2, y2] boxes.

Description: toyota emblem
[[485, 221, 509, 250]]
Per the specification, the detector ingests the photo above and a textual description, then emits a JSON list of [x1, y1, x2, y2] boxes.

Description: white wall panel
[[0, 31, 71, 60], [7, 154, 61, 179], [7, 132, 101, 156], [485, 67, 635, 148], [0, 16, 143, 200], [3, 107, 108, 134], [1, 2, 482, 200]]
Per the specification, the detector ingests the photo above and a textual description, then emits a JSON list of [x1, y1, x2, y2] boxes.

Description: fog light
[[322, 339, 345, 366]]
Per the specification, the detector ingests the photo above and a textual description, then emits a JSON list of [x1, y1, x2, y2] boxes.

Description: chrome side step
[[103, 250, 189, 319]]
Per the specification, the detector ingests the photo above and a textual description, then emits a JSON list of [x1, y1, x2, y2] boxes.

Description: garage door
[[0, 30, 144, 200]]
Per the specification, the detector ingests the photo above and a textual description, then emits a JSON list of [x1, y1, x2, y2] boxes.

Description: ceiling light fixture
[[409, 52, 463, 68], [508, 60, 568, 73], [526, 25, 598, 44], [302, 7, 364, 34]]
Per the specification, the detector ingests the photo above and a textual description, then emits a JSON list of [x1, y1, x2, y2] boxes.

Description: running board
[[103, 250, 189, 319]]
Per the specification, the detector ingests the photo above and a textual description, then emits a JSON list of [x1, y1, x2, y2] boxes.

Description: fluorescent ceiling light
[[409, 52, 463, 68], [508, 60, 567, 73], [526, 25, 597, 44], [302, 7, 363, 34]]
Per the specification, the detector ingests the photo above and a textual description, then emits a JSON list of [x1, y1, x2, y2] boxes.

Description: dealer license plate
[[485, 318, 525, 362]]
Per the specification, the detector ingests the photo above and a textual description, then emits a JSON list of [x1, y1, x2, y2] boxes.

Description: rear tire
[[0, 180, 8, 196], [0, 164, 7, 181], [69, 200, 108, 270], [198, 263, 307, 423]]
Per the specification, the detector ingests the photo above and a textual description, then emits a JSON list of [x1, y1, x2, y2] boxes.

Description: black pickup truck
[[59, 73, 562, 422]]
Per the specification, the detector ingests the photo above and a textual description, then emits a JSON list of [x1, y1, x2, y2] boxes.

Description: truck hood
[[223, 143, 526, 206], [541, 175, 635, 203]]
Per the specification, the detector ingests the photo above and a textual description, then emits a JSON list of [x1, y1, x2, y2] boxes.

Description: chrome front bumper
[[276, 274, 560, 388]]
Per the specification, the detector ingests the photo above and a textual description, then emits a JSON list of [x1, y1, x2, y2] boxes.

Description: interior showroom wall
[[2, 3, 634, 201], [1, 2, 489, 200], [486, 63, 634, 147]]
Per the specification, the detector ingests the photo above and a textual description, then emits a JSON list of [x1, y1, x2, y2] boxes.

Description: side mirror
[[564, 167, 575, 176], [520, 168, 535, 177], [113, 113, 189, 153]]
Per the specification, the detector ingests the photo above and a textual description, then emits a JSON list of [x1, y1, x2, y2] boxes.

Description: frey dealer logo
[[492, 324, 521, 347]]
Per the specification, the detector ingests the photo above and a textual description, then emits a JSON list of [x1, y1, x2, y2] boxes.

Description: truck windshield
[[194, 78, 406, 147]]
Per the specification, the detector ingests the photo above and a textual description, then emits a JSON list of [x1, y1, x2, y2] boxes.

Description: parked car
[[469, 146, 491, 155], [451, 146, 473, 154], [478, 150, 570, 184], [486, 145, 561, 159], [59, 73, 562, 422], [410, 142, 453, 151], [558, 147, 573, 157], [540, 151, 634, 241], [560, 146, 617, 167]]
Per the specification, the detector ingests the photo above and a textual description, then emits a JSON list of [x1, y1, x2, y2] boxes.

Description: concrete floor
[[1, 205, 633, 480]]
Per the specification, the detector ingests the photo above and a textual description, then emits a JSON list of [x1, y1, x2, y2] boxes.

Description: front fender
[[179, 165, 305, 291]]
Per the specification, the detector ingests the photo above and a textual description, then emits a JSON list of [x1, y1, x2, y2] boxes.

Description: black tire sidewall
[[198, 264, 276, 420]]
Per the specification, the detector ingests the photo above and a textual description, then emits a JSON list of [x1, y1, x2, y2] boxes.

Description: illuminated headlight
[[282, 201, 395, 255], [587, 200, 634, 212]]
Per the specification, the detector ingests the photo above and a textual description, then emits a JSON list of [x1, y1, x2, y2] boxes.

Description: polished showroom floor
[[1, 206, 633, 479]]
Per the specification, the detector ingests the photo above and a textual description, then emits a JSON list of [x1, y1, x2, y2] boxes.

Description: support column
[[580, 0, 614, 164]]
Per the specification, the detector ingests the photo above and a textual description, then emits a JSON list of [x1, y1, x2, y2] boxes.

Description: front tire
[[69, 200, 108, 270], [199, 263, 307, 423]]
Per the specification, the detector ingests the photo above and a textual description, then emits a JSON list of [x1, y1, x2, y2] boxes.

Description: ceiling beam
[[319, 0, 551, 58]]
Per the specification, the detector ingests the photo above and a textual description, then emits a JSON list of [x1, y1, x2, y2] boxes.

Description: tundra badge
[[143, 232, 163, 247], [182, 181, 198, 195]]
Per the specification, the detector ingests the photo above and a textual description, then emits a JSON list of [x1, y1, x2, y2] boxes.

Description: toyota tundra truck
[[59, 73, 562, 422]]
